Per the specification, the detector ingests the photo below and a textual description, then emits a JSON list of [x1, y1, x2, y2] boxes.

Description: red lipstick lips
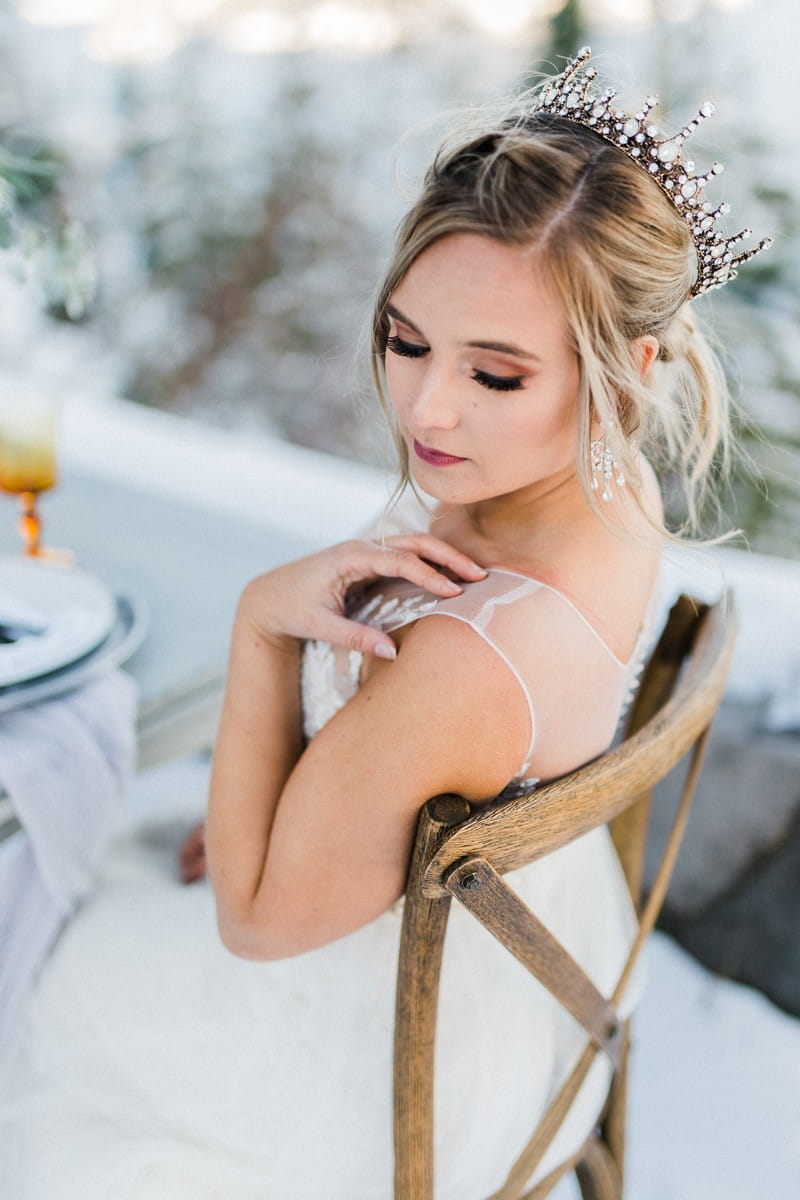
[[413, 438, 467, 467]]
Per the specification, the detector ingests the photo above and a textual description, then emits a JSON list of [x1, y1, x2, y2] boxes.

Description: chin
[[409, 473, 492, 507]]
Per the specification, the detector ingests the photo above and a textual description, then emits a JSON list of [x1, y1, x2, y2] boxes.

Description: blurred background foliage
[[0, 0, 796, 552], [0, 131, 95, 319]]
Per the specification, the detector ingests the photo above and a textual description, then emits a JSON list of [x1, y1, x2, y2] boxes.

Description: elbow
[[217, 910, 280, 961], [216, 905, 310, 963], [218, 925, 271, 961], [209, 866, 293, 961]]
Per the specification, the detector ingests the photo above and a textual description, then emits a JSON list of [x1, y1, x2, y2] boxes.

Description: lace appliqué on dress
[[350, 590, 440, 631], [301, 639, 362, 742]]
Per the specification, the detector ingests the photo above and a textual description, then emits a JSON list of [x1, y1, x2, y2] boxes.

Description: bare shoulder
[[348, 611, 533, 802]]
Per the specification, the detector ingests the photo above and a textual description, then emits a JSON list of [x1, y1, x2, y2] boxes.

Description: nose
[[408, 364, 460, 431]]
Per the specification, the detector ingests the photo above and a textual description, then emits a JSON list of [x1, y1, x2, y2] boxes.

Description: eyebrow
[[386, 303, 541, 363]]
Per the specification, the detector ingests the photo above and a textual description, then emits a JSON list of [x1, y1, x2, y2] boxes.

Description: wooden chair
[[394, 592, 737, 1200]]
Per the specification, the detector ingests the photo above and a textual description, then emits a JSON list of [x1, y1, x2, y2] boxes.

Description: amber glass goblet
[[0, 391, 58, 557]]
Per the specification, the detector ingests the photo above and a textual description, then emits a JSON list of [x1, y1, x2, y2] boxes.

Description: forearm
[[203, 535, 485, 954], [206, 582, 304, 928]]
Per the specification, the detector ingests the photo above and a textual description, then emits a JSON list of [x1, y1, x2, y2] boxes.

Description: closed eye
[[472, 369, 525, 392], [386, 334, 428, 359]]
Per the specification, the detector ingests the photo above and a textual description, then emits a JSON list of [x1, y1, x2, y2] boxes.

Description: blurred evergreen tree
[[0, 133, 95, 321], [712, 169, 800, 554], [647, 18, 800, 550], [545, 0, 588, 63]]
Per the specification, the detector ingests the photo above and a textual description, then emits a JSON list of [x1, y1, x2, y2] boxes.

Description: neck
[[455, 466, 592, 564]]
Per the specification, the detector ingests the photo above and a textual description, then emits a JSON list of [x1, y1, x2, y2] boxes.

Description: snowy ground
[[624, 934, 800, 1200]]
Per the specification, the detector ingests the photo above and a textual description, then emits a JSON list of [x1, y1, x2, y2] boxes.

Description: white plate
[[0, 591, 147, 712], [0, 556, 117, 687]]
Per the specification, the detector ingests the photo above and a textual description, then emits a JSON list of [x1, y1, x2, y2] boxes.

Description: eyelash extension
[[386, 335, 524, 392], [386, 334, 427, 359], [472, 370, 525, 392]]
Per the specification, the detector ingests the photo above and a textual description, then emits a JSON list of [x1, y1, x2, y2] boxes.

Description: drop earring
[[590, 433, 625, 502]]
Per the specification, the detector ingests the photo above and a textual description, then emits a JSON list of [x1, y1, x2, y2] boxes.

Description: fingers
[[362, 535, 487, 597], [179, 822, 208, 885], [320, 612, 398, 660], [374, 533, 486, 579], [237, 533, 488, 653]]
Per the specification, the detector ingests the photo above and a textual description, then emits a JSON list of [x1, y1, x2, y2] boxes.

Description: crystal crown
[[533, 47, 772, 297]]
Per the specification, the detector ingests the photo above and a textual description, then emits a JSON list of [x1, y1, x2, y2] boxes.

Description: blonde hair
[[371, 97, 733, 539]]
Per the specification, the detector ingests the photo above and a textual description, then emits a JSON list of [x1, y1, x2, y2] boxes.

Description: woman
[[3, 50, 768, 1198]]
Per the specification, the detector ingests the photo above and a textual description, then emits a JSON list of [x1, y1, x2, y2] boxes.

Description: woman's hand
[[239, 534, 486, 660], [179, 822, 207, 884]]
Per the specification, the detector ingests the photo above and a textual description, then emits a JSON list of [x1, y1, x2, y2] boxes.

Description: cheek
[[543, 370, 580, 436], [511, 389, 579, 458]]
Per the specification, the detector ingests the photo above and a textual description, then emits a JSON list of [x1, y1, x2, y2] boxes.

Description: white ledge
[[61, 394, 390, 548]]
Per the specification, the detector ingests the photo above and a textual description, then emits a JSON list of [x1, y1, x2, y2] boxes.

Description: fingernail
[[443, 580, 462, 593], [375, 643, 397, 660]]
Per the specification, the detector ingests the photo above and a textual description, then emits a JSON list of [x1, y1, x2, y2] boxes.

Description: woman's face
[[385, 232, 581, 507]]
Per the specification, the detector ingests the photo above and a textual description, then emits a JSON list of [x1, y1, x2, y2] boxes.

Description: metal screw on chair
[[460, 872, 481, 891]]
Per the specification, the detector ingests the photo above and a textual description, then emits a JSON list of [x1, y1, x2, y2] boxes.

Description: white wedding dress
[[1, 500, 655, 1200]]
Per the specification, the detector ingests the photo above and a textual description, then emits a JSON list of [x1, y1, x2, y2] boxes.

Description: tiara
[[533, 47, 772, 297]]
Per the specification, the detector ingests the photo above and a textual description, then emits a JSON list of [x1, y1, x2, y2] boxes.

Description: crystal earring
[[590, 434, 625, 502]]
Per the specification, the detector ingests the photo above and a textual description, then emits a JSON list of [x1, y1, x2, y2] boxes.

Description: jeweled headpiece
[[533, 47, 772, 297]]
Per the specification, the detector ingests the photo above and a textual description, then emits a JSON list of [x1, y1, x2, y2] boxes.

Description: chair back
[[393, 593, 737, 1200]]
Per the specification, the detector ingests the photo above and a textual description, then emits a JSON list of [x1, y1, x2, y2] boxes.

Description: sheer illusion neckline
[[477, 568, 652, 670], [419, 505, 657, 671], [373, 566, 656, 672]]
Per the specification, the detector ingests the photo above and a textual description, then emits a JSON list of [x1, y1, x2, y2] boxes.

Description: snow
[[625, 933, 800, 1200], [56, 388, 390, 546]]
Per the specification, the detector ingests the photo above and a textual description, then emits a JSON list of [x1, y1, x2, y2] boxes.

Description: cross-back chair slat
[[394, 593, 737, 1200]]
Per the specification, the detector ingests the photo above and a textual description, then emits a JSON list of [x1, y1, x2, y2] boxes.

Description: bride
[[3, 49, 767, 1199]]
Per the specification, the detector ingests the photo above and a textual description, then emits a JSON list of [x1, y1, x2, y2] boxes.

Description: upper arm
[[223, 615, 529, 959]]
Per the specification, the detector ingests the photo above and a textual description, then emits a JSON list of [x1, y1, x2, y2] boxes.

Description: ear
[[633, 335, 659, 379]]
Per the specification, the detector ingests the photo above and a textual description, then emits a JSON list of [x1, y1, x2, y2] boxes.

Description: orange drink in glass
[[0, 391, 58, 556]]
